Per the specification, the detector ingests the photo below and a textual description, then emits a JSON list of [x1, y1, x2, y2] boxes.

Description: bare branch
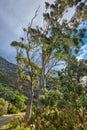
[[27, 6, 40, 46], [29, 6, 40, 27], [46, 60, 65, 76]]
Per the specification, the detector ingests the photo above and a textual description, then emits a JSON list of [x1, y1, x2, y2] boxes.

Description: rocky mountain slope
[[0, 56, 17, 88], [0, 56, 30, 96], [0, 56, 16, 74]]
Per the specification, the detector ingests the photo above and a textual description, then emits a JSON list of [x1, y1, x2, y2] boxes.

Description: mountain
[[0, 56, 31, 96], [0, 56, 17, 88], [0, 56, 16, 74]]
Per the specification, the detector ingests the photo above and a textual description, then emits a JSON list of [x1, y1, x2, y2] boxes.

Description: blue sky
[[77, 21, 87, 60], [0, 0, 87, 63]]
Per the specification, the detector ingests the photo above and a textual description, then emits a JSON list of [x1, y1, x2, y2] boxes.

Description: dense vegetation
[[0, 83, 27, 115], [0, 0, 87, 129]]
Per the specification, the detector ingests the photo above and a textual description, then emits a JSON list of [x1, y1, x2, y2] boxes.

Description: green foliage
[[0, 98, 8, 116], [28, 106, 87, 130], [7, 117, 30, 130], [12, 127, 30, 130], [40, 88, 63, 106], [0, 83, 27, 113], [8, 104, 19, 114]]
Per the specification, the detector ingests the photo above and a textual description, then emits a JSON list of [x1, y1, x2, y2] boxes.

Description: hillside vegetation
[[0, 56, 17, 88]]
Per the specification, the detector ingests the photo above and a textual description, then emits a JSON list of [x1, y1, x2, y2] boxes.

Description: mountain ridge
[[0, 56, 30, 96], [0, 56, 16, 74], [0, 56, 17, 88]]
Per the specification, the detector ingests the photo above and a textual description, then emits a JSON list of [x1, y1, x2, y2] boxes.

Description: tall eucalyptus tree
[[11, 0, 87, 122]]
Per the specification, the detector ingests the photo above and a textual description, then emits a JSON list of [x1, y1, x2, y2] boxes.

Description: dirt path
[[0, 114, 24, 129], [0, 115, 15, 129]]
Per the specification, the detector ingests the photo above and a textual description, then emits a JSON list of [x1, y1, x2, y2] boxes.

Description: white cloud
[[77, 44, 87, 60], [60, 6, 76, 23], [0, 0, 54, 36], [0, 0, 54, 62]]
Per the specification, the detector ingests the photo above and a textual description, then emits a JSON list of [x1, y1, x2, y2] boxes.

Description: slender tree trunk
[[24, 50, 34, 122], [24, 81, 33, 122], [38, 50, 46, 106]]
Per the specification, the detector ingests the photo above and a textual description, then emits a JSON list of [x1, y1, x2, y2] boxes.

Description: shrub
[[7, 117, 30, 130], [40, 88, 63, 106], [0, 98, 8, 116], [28, 106, 81, 130], [13, 126, 30, 130], [8, 103, 19, 114], [0, 83, 27, 113]]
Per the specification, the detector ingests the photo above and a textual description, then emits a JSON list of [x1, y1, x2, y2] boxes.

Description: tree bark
[[24, 50, 34, 122], [38, 50, 46, 106], [24, 83, 33, 122]]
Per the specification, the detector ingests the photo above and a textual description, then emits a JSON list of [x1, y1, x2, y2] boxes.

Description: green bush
[[28, 106, 86, 130], [40, 88, 63, 106], [6, 106, 87, 130], [8, 103, 19, 114], [0, 83, 27, 113], [7, 117, 30, 130], [0, 98, 8, 116], [12, 126, 30, 130]]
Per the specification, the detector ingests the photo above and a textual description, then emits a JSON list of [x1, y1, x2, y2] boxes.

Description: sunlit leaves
[[11, 41, 30, 50], [40, 88, 63, 106], [28, 106, 79, 130]]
